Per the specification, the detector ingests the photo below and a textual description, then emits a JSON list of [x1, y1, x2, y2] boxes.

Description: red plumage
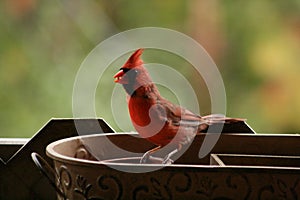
[[114, 48, 244, 163]]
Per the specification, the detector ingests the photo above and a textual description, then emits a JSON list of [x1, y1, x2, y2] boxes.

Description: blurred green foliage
[[1, 0, 300, 137]]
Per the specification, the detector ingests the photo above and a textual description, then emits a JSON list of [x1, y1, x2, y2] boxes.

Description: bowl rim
[[45, 133, 300, 172]]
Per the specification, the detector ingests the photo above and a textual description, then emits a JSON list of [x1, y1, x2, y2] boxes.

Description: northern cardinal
[[114, 48, 244, 164]]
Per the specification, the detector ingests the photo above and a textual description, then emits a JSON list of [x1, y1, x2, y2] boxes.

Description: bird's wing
[[156, 99, 246, 129], [157, 98, 205, 127]]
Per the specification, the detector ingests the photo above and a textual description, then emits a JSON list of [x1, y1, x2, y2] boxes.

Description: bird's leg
[[140, 146, 161, 164], [162, 144, 182, 164]]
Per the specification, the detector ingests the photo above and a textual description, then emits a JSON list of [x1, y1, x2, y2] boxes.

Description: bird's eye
[[121, 68, 138, 75], [121, 68, 130, 73]]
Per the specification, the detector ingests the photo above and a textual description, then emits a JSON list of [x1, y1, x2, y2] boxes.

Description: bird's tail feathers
[[202, 114, 246, 125]]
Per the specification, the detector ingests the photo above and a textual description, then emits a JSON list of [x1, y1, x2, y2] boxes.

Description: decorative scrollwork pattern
[[54, 163, 300, 200], [58, 165, 72, 190]]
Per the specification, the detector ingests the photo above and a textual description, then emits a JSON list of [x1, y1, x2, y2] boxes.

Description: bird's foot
[[162, 152, 175, 164], [140, 152, 173, 164], [162, 157, 174, 165], [162, 148, 180, 165], [140, 152, 150, 164], [140, 146, 162, 164]]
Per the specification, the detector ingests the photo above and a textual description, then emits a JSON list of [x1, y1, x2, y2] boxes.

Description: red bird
[[114, 48, 243, 164]]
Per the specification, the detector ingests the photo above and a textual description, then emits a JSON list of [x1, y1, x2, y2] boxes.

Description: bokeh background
[[1, 0, 300, 137]]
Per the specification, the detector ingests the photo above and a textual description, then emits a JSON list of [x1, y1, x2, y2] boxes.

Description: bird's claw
[[162, 153, 174, 165], [140, 152, 173, 164], [140, 152, 150, 164], [162, 158, 174, 165]]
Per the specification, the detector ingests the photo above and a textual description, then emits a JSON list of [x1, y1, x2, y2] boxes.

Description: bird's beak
[[114, 70, 125, 83]]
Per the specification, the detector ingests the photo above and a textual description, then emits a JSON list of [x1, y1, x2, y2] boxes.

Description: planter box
[[1, 118, 300, 199], [44, 133, 300, 200]]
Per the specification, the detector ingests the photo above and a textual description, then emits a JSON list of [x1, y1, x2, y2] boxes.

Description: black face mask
[[121, 68, 139, 96]]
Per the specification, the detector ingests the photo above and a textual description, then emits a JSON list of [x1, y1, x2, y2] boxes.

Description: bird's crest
[[123, 48, 144, 69]]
